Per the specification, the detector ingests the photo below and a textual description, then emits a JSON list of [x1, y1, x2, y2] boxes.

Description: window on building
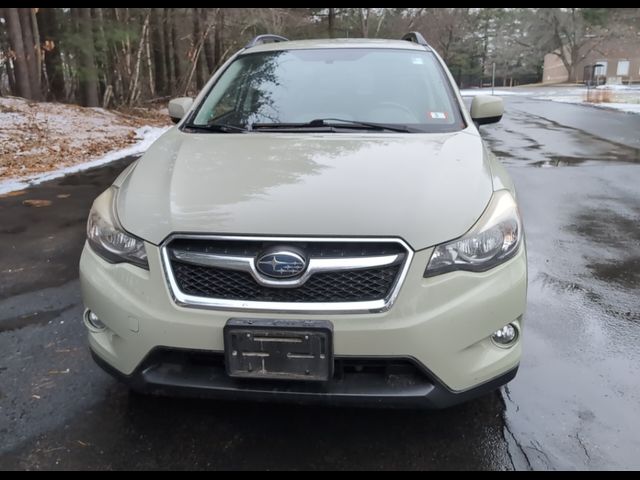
[[617, 60, 630, 76], [594, 61, 607, 76]]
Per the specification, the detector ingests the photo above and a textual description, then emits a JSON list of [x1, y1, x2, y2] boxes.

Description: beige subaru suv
[[80, 33, 526, 408]]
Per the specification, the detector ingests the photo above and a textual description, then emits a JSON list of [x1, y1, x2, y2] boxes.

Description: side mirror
[[168, 97, 194, 124], [470, 95, 503, 125]]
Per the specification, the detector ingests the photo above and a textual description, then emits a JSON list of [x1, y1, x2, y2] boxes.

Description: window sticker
[[412, 57, 424, 65], [429, 111, 448, 120]]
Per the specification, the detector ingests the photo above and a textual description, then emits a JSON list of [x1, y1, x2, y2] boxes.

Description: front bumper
[[80, 239, 526, 405], [90, 347, 518, 408]]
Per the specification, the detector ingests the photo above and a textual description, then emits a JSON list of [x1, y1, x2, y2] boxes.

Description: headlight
[[86, 187, 148, 269], [424, 190, 522, 277]]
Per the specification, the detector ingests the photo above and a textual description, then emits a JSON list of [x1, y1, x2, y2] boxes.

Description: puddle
[[568, 209, 639, 249], [587, 257, 640, 290], [566, 207, 640, 306]]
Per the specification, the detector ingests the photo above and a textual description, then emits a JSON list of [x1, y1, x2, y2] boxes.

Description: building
[[542, 34, 640, 84]]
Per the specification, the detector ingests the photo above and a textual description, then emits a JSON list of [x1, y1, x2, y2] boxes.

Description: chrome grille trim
[[160, 235, 414, 314], [170, 248, 402, 288]]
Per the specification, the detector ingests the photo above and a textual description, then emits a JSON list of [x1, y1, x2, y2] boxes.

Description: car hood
[[117, 128, 493, 250]]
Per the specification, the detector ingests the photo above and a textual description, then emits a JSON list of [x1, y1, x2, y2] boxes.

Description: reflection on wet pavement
[[505, 156, 640, 469], [482, 100, 640, 168], [587, 257, 640, 291], [0, 157, 134, 300]]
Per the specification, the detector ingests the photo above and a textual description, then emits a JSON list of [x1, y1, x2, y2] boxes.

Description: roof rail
[[401, 32, 430, 48], [245, 34, 289, 49]]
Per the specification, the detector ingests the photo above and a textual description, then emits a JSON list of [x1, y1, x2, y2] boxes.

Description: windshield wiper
[[251, 118, 417, 133], [183, 122, 247, 133]]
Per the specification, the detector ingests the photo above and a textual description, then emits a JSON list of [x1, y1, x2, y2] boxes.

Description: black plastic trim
[[245, 34, 289, 49], [475, 115, 503, 126], [401, 32, 430, 48], [90, 347, 518, 409]]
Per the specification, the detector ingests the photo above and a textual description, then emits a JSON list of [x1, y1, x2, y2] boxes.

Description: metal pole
[[492, 62, 496, 95]]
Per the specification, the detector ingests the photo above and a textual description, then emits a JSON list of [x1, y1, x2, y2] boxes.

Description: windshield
[[189, 48, 465, 133]]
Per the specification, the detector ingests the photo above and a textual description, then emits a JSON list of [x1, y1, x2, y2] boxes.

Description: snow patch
[[0, 125, 169, 195], [588, 102, 640, 114], [595, 84, 640, 91], [459, 89, 527, 97], [532, 94, 640, 115]]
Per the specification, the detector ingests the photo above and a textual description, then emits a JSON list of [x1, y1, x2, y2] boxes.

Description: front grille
[[172, 261, 401, 303], [163, 237, 411, 309]]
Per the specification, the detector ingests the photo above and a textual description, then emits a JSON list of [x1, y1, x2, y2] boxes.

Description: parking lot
[[1, 95, 639, 470]]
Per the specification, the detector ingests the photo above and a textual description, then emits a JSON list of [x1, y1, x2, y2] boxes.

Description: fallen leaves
[[0, 189, 26, 198], [0, 96, 170, 181], [22, 199, 52, 208]]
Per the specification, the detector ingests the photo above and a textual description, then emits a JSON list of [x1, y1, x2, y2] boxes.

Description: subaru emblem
[[256, 250, 306, 278]]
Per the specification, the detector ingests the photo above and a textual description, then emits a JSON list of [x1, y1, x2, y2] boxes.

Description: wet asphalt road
[[1, 96, 639, 470]]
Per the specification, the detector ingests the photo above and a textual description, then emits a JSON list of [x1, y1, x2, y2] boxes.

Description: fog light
[[492, 323, 518, 347], [86, 310, 106, 331]]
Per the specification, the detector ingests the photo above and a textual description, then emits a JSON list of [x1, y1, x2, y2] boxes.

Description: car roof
[[244, 38, 430, 54]]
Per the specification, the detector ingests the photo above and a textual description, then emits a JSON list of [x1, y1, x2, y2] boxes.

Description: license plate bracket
[[224, 318, 333, 382]]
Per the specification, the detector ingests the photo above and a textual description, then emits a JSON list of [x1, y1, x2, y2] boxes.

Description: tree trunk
[[5, 8, 32, 99], [0, 13, 17, 96], [163, 8, 176, 93], [214, 8, 225, 69], [374, 10, 386, 37], [77, 8, 100, 107], [183, 13, 213, 96], [38, 7, 66, 101], [171, 9, 184, 88], [359, 8, 370, 38], [128, 10, 151, 106], [192, 8, 209, 89], [70, 7, 82, 104], [6, 57, 17, 95], [30, 9, 42, 87], [144, 19, 155, 97], [110, 7, 132, 103], [18, 7, 41, 100], [92, 8, 113, 104], [203, 10, 217, 74], [328, 8, 335, 38], [151, 8, 167, 96]]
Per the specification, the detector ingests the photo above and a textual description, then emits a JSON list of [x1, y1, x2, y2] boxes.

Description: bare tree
[[77, 8, 99, 106], [5, 8, 32, 99], [525, 8, 614, 82], [328, 8, 336, 38], [128, 9, 151, 105], [151, 8, 168, 96], [359, 8, 371, 37], [18, 7, 41, 99], [38, 7, 65, 100], [4, 8, 628, 106]]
